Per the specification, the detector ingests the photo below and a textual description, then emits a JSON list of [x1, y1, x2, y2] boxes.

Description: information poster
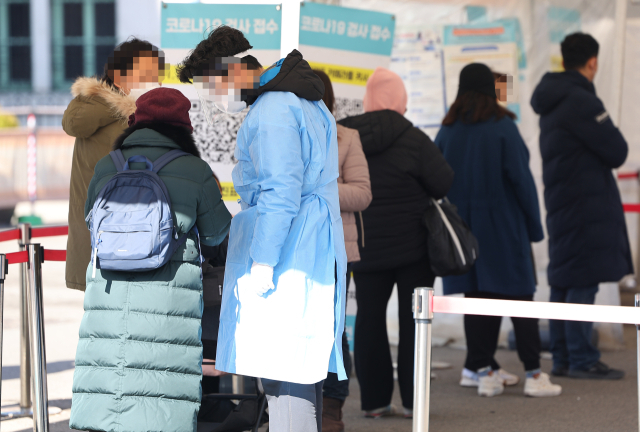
[[390, 29, 447, 129], [299, 2, 395, 120], [546, 7, 581, 71]]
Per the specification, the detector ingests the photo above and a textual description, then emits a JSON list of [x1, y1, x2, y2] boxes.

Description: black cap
[[457, 63, 497, 99]]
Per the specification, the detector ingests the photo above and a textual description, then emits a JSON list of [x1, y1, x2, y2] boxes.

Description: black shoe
[[568, 361, 625, 380], [551, 366, 569, 377]]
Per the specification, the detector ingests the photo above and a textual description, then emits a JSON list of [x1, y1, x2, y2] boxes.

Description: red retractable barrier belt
[[43, 249, 66, 262], [0, 228, 20, 243], [624, 204, 640, 213], [432, 296, 640, 325], [6, 251, 28, 264], [618, 172, 639, 180], [31, 226, 69, 238]]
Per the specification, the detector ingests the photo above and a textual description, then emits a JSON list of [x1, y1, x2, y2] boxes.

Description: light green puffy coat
[[69, 127, 231, 432]]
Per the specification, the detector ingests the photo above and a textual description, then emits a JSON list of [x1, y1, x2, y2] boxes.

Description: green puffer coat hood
[[69, 127, 232, 432]]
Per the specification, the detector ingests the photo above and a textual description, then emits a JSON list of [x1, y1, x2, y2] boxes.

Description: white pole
[[30, 0, 52, 92], [413, 288, 434, 432], [613, 0, 628, 125], [280, 0, 301, 58]]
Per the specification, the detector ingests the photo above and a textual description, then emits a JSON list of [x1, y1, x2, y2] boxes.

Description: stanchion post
[[0, 254, 7, 412], [232, 375, 246, 395], [26, 244, 50, 432], [19, 223, 32, 412], [413, 287, 434, 432], [636, 294, 640, 432]]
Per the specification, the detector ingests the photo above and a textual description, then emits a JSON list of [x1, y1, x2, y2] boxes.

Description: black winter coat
[[531, 70, 632, 288], [338, 110, 454, 272]]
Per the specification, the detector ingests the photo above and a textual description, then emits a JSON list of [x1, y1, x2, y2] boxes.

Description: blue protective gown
[[216, 51, 348, 384]]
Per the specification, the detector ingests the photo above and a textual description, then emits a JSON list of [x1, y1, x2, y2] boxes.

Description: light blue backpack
[[87, 149, 191, 276]]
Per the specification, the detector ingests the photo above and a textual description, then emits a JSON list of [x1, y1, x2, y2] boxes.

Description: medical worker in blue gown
[[190, 30, 347, 432]]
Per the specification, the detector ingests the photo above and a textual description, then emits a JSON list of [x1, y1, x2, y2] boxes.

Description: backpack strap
[[110, 150, 127, 172], [152, 149, 191, 174]]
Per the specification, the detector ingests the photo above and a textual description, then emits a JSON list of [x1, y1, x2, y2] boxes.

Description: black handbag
[[423, 198, 479, 276], [201, 262, 225, 342], [203, 262, 225, 307]]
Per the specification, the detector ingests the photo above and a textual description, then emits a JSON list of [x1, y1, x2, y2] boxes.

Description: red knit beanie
[[130, 87, 193, 132]]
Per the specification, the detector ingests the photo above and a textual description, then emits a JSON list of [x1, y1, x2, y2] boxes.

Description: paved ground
[[1, 236, 639, 432]]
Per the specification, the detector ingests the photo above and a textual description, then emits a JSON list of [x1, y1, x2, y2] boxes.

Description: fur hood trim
[[70, 77, 136, 120]]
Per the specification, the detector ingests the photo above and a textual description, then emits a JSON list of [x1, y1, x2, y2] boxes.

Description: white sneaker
[[478, 372, 504, 397], [460, 368, 519, 387], [524, 372, 562, 397], [496, 368, 520, 386]]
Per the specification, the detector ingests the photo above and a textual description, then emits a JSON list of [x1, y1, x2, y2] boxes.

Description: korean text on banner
[[299, 2, 395, 120]]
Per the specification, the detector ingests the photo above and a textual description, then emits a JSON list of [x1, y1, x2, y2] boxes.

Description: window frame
[[52, 0, 116, 90], [0, 0, 32, 91]]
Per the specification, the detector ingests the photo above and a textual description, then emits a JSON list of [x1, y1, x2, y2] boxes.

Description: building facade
[[0, 0, 161, 126]]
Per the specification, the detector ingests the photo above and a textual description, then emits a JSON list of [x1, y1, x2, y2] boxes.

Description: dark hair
[[561, 32, 599, 70], [442, 91, 516, 126], [312, 69, 335, 114], [101, 37, 164, 88], [177, 26, 255, 83]]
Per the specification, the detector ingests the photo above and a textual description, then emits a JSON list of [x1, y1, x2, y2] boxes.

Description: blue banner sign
[[299, 2, 395, 56], [161, 3, 281, 50]]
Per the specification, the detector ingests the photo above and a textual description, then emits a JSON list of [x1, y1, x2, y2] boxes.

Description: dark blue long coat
[[435, 117, 544, 296], [531, 71, 632, 289]]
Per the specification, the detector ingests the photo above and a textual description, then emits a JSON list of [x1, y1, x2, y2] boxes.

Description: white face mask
[[194, 83, 247, 126], [128, 82, 161, 100]]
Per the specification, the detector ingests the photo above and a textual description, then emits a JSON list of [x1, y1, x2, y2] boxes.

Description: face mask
[[129, 82, 161, 100], [194, 83, 247, 126], [214, 97, 247, 115]]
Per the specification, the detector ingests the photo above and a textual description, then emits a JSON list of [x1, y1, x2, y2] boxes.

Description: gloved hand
[[250, 262, 274, 296]]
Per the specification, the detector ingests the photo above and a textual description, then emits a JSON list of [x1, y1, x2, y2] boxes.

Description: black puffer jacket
[[531, 70, 632, 288], [338, 110, 454, 272]]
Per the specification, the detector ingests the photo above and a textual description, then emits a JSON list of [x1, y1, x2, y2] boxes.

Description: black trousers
[[353, 260, 435, 411], [463, 291, 541, 372]]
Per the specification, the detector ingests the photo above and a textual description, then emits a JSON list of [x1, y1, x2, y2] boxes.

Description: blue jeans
[[549, 286, 600, 371]]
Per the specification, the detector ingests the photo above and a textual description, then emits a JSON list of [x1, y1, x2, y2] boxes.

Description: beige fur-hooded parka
[[62, 77, 136, 290]]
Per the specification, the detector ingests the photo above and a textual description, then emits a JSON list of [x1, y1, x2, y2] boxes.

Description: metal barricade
[[0, 225, 65, 430], [412, 287, 433, 432], [25, 244, 49, 432], [19, 224, 32, 414], [413, 289, 640, 432]]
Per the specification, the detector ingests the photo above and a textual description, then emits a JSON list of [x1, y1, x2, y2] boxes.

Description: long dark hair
[[312, 69, 335, 114], [101, 37, 164, 88], [442, 91, 516, 126]]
